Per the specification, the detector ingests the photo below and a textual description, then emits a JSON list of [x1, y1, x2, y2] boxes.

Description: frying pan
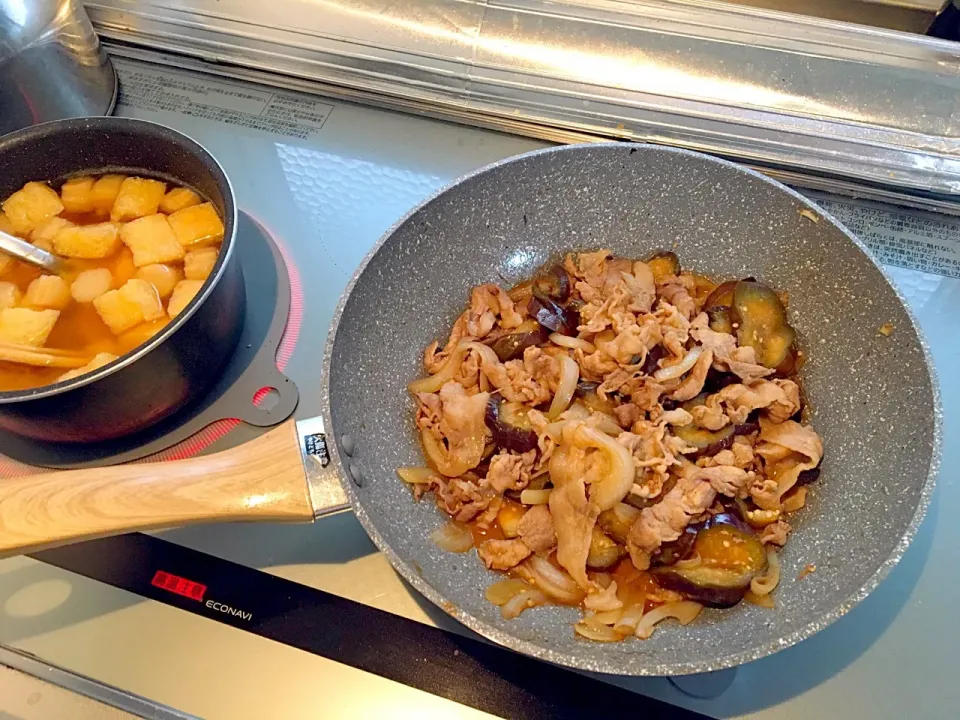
[[0, 144, 940, 676]]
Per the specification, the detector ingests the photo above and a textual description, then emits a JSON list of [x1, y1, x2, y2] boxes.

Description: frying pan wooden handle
[[0, 418, 314, 557]]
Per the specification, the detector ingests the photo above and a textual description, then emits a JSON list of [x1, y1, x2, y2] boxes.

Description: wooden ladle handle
[[0, 419, 315, 556]]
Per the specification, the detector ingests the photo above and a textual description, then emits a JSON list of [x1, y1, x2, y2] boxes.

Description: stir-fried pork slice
[[466, 284, 525, 339], [690, 379, 801, 430], [427, 474, 498, 523], [517, 505, 557, 553], [424, 312, 470, 373], [478, 538, 532, 570], [658, 276, 697, 320], [617, 421, 678, 499], [486, 449, 538, 493], [626, 471, 717, 570], [695, 465, 754, 497], [671, 348, 713, 401], [751, 418, 823, 510], [476, 346, 555, 405], [759, 518, 791, 546], [689, 313, 774, 382], [549, 476, 600, 589], [584, 581, 624, 612]]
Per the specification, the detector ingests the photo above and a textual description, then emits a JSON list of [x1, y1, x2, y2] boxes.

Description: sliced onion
[[420, 428, 484, 478], [550, 333, 596, 353], [408, 343, 469, 394], [501, 588, 550, 619], [781, 486, 808, 513], [560, 401, 591, 421], [750, 547, 780, 596], [520, 488, 552, 505], [574, 619, 623, 642], [463, 341, 502, 367], [613, 604, 646, 634], [548, 353, 580, 420], [397, 467, 438, 484], [430, 521, 474, 553], [653, 346, 703, 382], [744, 589, 775, 608], [635, 601, 703, 639], [485, 578, 534, 606], [567, 425, 635, 512], [590, 412, 623, 437], [588, 607, 625, 626], [525, 555, 586, 603], [593, 572, 613, 589]]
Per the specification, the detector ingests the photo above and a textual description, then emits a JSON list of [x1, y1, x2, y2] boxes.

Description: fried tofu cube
[[110, 177, 167, 222], [60, 176, 96, 214], [119, 214, 185, 267], [93, 278, 167, 335], [167, 202, 224, 248], [167, 280, 203, 318], [0, 307, 59, 346], [56, 352, 118, 383], [120, 278, 165, 322], [184, 248, 218, 281], [31, 216, 74, 252], [25, 275, 71, 310], [0, 211, 16, 236], [91, 174, 126, 216], [0, 282, 21, 310], [71, 268, 114, 303], [135, 264, 182, 299], [0, 252, 11, 277], [159, 187, 202, 214], [53, 222, 120, 259], [2, 182, 64, 235], [93, 288, 143, 335]]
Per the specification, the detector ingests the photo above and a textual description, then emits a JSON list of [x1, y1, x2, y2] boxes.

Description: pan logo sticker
[[304, 432, 331, 468]]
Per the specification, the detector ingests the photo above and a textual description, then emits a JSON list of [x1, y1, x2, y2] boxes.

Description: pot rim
[[0, 117, 238, 404]]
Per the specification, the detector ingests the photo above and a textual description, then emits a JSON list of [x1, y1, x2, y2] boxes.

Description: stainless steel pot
[[0, 0, 117, 135]]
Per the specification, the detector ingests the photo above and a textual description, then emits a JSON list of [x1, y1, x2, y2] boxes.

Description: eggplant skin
[[489, 328, 547, 362], [527, 292, 579, 336], [652, 518, 767, 608], [484, 396, 539, 453]]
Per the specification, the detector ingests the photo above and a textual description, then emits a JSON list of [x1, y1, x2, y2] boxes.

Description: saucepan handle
[[0, 419, 315, 557]]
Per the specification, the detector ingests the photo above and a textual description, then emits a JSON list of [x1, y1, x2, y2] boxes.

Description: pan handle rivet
[[340, 434, 355, 456], [349, 463, 364, 487]]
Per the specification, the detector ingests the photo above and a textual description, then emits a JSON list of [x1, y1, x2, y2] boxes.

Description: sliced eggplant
[[675, 395, 736, 456], [641, 344, 665, 376], [653, 520, 768, 607], [488, 320, 548, 361], [797, 467, 821, 485], [485, 396, 539, 453], [647, 251, 681, 283], [732, 280, 797, 370], [574, 380, 618, 414], [652, 526, 697, 566], [597, 503, 642, 545], [705, 306, 734, 334], [587, 527, 624, 569], [528, 291, 579, 336], [533, 264, 572, 302], [703, 280, 737, 311]]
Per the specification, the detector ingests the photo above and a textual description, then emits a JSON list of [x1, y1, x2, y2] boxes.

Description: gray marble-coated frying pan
[[322, 143, 940, 676]]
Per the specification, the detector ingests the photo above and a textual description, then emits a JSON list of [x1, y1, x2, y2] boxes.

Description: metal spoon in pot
[[0, 228, 67, 274]]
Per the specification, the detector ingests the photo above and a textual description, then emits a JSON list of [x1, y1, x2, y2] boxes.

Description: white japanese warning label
[[815, 196, 960, 279], [113, 61, 333, 141]]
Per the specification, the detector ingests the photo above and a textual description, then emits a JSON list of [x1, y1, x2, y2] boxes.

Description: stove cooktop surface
[[1, 55, 958, 720]]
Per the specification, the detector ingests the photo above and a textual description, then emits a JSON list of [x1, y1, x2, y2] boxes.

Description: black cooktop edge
[[32, 534, 712, 720]]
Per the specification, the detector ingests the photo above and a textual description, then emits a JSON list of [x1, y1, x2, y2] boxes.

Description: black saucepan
[[0, 117, 243, 443]]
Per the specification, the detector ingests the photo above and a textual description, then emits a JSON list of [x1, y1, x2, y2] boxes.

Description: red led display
[[151, 570, 207, 601]]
